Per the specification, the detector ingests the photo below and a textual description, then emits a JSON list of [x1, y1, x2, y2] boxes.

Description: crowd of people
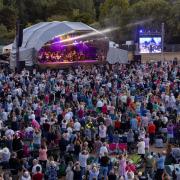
[[0, 61, 179, 180]]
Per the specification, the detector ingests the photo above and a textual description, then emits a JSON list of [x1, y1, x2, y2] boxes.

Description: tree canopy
[[0, 0, 179, 44]]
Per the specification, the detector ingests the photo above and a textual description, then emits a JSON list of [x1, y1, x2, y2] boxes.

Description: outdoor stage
[[38, 60, 104, 69]]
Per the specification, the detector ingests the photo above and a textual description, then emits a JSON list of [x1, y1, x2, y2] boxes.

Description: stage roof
[[12, 21, 97, 52], [10, 21, 102, 67]]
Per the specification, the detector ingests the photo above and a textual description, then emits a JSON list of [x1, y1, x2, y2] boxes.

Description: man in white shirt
[[64, 109, 73, 122], [74, 120, 81, 132], [79, 150, 89, 176], [137, 139, 145, 157], [100, 143, 108, 157], [96, 99, 103, 109], [99, 123, 107, 141], [32, 159, 42, 175]]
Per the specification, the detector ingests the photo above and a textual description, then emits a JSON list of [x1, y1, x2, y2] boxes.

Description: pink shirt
[[32, 119, 40, 130], [39, 148, 47, 161]]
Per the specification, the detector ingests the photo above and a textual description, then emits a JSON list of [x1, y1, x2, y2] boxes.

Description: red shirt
[[114, 120, 121, 129], [148, 124, 156, 134], [32, 173, 43, 180], [102, 105, 108, 114]]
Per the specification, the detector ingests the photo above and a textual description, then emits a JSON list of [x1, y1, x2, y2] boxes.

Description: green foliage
[[47, 15, 69, 22], [0, 0, 179, 44], [0, 24, 15, 44], [100, 0, 129, 17], [72, 13, 95, 24], [0, 0, 3, 9], [0, 7, 17, 30], [99, 0, 180, 42]]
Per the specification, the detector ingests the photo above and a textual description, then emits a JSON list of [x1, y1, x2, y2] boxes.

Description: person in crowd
[[89, 163, 99, 180], [127, 129, 134, 153], [32, 166, 44, 180], [45, 156, 58, 180], [137, 138, 146, 159], [99, 152, 110, 179], [73, 161, 82, 180], [65, 161, 74, 180], [0, 147, 11, 169], [148, 121, 156, 145], [119, 154, 127, 178], [32, 159, 42, 175], [38, 144, 47, 172], [20, 170, 31, 180], [79, 150, 89, 177], [155, 152, 166, 180]]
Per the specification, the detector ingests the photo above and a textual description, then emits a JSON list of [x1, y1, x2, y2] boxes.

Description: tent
[[10, 21, 128, 69], [107, 47, 128, 64], [10, 21, 102, 69]]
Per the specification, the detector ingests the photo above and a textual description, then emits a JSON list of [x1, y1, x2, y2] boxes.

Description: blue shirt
[[157, 156, 165, 169], [130, 118, 138, 130]]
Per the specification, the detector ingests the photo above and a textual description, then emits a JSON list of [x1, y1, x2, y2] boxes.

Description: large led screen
[[139, 37, 162, 53]]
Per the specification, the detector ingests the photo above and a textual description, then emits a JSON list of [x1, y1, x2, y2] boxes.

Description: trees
[[0, 7, 17, 30], [99, 0, 130, 41], [0, 0, 179, 44], [99, 0, 180, 43]]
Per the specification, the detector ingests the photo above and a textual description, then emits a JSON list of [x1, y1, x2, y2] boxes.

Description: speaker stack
[[16, 20, 24, 71]]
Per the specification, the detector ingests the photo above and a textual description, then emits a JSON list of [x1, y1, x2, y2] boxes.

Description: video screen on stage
[[139, 37, 162, 53]]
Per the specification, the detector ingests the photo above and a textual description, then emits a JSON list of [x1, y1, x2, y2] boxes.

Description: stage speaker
[[16, 21, 23, 47], [133, 55, 141, 63], [18, 61, 25, 71]]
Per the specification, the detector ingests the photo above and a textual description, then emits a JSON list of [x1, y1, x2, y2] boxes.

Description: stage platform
[[38, 60, 105, 69]]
